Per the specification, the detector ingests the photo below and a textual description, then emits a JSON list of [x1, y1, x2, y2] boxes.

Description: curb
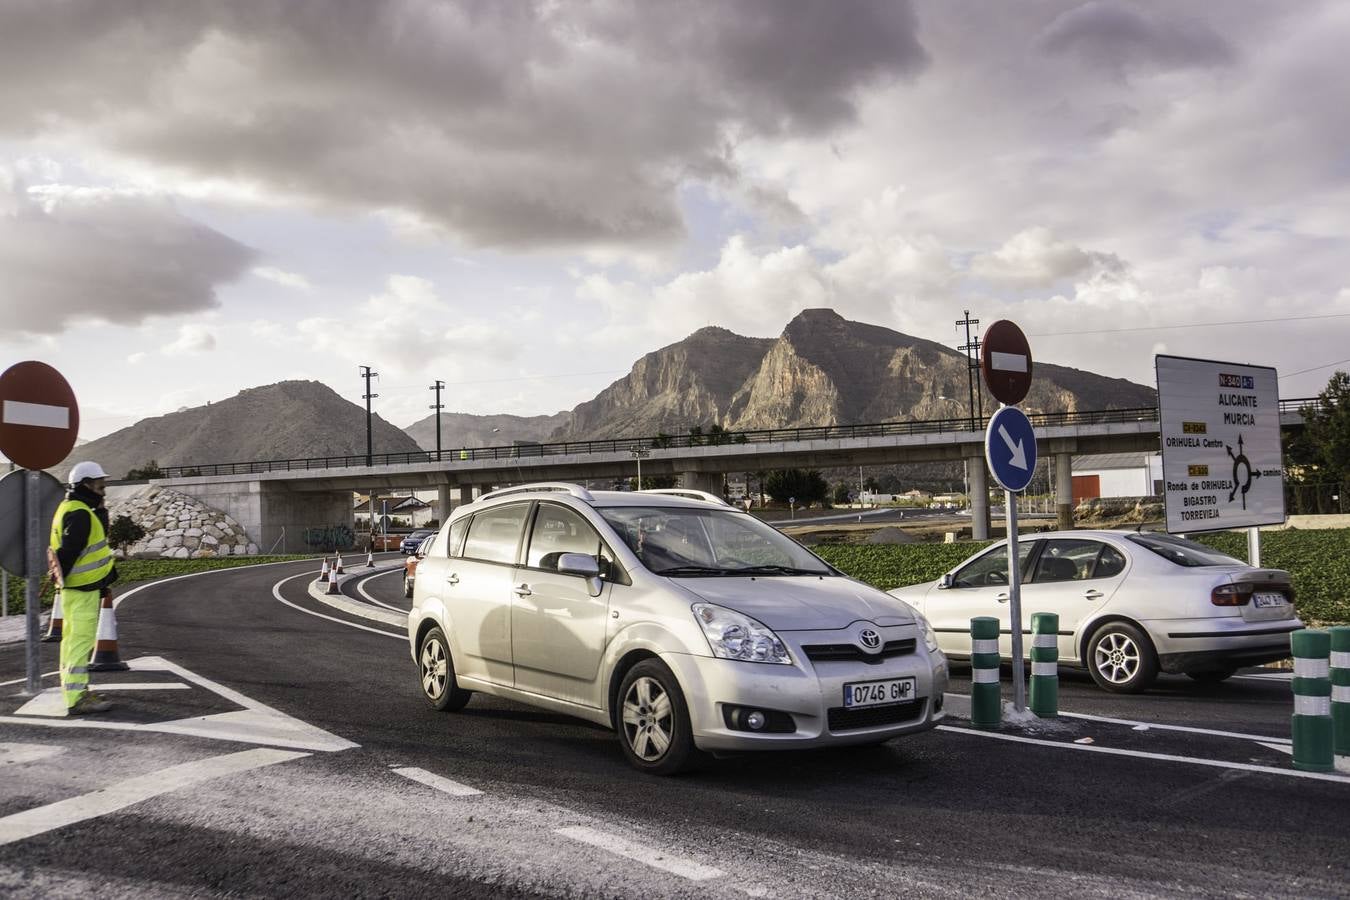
[[306, 565, 409, 629]]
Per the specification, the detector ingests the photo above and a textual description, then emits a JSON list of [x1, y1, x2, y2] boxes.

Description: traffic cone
[[318, 557, 330, 582], [334, 554, 345, 575], [325, 566, 341, 595], [365, 548, 375, 568], [41, 592, 63, 643], [87, 591, 129, 672]]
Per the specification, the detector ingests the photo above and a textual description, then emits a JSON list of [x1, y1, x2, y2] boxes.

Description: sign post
[[0, 361, 81, 695], [1155, 356, 1285, 557], [980, 322, 1036, 713]]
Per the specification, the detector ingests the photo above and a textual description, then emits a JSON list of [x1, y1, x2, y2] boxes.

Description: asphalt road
[[0, 556, 1347, 898]]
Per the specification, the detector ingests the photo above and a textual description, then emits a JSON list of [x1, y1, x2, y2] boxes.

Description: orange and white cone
[[365, 548, 375, 568], [41, 592, 63, 643], [87, 591, 129, 672], [325, 566, 341, 595], [333, 554, 345, 575], [318, 557, 330, 582]]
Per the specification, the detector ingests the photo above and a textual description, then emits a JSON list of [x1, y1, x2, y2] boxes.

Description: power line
[[1030, 312, 1350, 338], [1280, 358, 1350, 380], [372, 369, 627, 390]]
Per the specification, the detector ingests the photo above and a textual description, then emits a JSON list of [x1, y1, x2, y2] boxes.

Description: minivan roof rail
[[478, 482, 595, 503], [639, 488, 734, 507]]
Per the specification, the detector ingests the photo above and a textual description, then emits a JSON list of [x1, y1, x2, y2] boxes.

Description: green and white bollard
[[1291, 629, 1334, 773], [1331, 626, 1350, 758], [970, 616, 1001, 730], [1029, 612, 1059, 718]]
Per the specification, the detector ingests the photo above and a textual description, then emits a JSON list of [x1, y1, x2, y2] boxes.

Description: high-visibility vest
[[48, 498, 114, 589]]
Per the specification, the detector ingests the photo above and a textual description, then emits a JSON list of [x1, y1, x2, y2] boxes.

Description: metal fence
[[150, 398, 1317, 479]]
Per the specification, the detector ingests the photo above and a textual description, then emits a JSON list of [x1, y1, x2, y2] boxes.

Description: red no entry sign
[[980, 320, 1034, 405], [0, 361, 80, 470]]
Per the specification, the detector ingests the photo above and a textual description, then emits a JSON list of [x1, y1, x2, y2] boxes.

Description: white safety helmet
[[68, 461, 108, 485]]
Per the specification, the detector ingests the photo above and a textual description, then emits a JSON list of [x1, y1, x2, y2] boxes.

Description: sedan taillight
[[1211, 583, 1253, 606]]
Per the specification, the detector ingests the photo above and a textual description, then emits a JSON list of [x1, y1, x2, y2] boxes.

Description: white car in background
[[888, 530, 1301, 693], [409, 483, 948, 774]]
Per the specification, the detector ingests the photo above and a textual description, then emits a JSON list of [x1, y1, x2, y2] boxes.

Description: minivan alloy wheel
[[623, 676, 674, 761], [421, 638, 447, 701]]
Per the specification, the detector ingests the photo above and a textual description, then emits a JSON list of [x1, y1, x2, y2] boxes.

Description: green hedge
[[818, 530, 1350, 627], [2, 555, 309, 617]]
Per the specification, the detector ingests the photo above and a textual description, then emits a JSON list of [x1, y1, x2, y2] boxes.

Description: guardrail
[[150, 398, 1317, 479]]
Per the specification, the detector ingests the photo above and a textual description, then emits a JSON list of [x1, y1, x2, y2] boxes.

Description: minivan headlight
[[692, 603, 791, 665]]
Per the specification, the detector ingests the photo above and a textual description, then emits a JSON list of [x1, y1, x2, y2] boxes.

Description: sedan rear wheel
[[1086, 622, 1158, 694], [616, 660, 700, 775]]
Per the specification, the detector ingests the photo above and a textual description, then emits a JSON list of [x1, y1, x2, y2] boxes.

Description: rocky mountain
[[555, 327, 776, 440], [550, 309, 1156, 439], [65, 381, 425, 479], [403, 411, 571, 453]]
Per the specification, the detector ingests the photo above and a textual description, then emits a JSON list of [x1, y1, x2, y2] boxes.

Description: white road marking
[[88, 682, 190, 691], [1055, 709, 1291, 745], [271, 571, 406, 640], [937, 725, 1350, 784], [0, 748, 307, 846], [111, 556, 325, 610], [1258, 742, 1350, 774], [392, 766, 482, 797], [0, 671, 59, 688], [1, 656, 358, 753], [0, 743, 64, 768], [356, 568, 410, 612], [556, 825, 725, 882], [1, 399, 69, 429]]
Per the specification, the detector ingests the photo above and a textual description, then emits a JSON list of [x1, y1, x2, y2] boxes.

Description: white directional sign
[[1156, 355, 1285, 534]]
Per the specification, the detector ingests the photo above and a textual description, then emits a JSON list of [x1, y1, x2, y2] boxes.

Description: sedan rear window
[[1125, 533, 1245, 568]]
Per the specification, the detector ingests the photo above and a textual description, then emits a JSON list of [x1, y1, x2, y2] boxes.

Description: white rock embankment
[[106, 485, 259, 558]]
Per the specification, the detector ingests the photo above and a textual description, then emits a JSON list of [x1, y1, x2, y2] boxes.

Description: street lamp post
[[630, 447, 650, 490]]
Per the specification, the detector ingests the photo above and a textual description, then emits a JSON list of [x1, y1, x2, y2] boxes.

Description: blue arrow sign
[[985, 406, 1037, 492]]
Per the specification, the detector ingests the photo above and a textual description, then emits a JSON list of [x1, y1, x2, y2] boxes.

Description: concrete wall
[[159, 480, 354, 554]]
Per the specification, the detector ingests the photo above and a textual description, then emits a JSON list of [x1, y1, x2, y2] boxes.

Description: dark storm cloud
[[0, 0, 929, 249], [0, 178, 256, 334], [1038, 1, 1235, 72]]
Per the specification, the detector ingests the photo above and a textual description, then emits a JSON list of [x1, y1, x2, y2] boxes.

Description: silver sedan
[[889, 530, 1301, 693]]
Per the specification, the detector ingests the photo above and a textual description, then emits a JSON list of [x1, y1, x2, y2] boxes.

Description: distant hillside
[[551, 309, 1156, 439], [67, 381, 426, 479], [403, 410, 571, 452]]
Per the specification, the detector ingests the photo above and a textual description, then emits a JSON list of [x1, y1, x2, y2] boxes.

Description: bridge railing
[[152, 398, 1315, 479]]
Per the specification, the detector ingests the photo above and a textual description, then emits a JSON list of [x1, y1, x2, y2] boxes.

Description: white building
[[1070, 453, 1163, 501]]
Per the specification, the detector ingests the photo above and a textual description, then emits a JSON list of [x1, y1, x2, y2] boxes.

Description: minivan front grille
[[802, 638, 916, 665], [827, 698, 924, 732]]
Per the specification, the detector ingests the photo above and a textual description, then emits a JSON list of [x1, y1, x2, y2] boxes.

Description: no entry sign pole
[[1004, 474, 1024, 712], [0, 361, 82, 695], [980, 321, 1036, 714], [25, 472, 41, 695]]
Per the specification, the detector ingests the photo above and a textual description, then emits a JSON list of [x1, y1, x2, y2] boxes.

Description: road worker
[[49, 460, 117, 715]]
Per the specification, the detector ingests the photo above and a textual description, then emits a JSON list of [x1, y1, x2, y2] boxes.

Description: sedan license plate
[[844, 677, 916, 709], [1253, 592, 1286, 609]]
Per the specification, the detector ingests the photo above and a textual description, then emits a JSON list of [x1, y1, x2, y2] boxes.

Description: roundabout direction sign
[[984, 406, 1038, 493]]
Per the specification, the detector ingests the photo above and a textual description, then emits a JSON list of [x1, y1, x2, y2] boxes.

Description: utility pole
[[429, 380, 445, 460], [360, 365, 378, 466], [956, 310, 981, 430]]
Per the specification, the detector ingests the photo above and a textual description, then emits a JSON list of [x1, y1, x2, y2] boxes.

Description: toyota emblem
[[859, 628, 882, 651]]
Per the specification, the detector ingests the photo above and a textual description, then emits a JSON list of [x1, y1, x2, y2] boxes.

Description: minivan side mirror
[[558, 552, 604, 597], [938, 573, 954, 590]]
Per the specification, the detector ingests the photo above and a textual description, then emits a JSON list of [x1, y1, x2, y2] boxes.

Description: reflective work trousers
[[59, 587, 100, 708]]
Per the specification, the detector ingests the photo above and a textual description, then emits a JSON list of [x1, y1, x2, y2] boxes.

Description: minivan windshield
[[1125, 533, 1246, 568], [597, 506, 832, 577]]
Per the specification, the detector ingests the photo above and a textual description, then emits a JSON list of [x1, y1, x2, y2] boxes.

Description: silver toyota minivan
[[408, 483, 947, 774]]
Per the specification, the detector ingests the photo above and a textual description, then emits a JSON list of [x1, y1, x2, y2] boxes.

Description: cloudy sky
[[2, 0, 1348, 444]]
